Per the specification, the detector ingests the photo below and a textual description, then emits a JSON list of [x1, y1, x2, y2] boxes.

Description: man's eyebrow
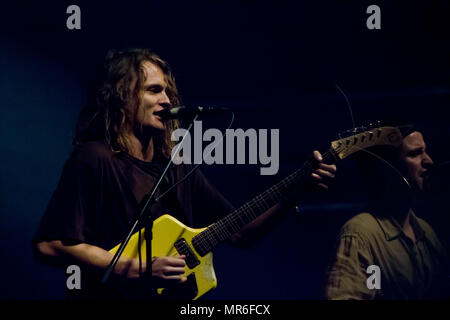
[[144, 83, 165, 90], [145, 82, 166, 88], [407, 146, 424, 154]]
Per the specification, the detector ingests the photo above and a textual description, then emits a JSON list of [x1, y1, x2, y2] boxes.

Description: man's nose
[[422, 152, 433, 168], [159, 91, 171, 108]]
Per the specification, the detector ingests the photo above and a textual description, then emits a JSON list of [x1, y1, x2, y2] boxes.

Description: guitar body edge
[[109, 214, 216, 300]]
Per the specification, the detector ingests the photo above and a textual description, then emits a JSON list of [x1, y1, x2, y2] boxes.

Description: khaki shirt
[[325, 210, 449, 299]]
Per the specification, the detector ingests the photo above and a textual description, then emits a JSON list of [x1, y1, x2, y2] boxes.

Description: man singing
[[34, 49, 336, 299]]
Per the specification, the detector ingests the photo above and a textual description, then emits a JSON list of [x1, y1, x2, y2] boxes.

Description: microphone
[[154, 106, 230, 120]]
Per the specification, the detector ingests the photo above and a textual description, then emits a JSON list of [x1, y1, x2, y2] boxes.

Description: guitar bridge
[[174, 238, 200, 269]]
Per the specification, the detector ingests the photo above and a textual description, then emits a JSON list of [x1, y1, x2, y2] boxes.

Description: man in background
[[325, 128, 449, 299]]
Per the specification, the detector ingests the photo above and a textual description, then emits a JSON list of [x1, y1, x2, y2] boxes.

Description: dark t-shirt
[[34, 141, 234, 298]]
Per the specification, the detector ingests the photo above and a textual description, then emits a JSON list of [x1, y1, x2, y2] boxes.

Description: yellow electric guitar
[[110, 125, 403, 299]]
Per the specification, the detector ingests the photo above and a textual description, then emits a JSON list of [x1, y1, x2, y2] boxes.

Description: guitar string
[[199, 138, 372, 250], [195, 150, 335, 252], [193, 149, 336, 253], [199, 155, 319, 249], [196, 167, 313, 253], [337, 125, 413, 193], [194, 128, 395, 253], [334, 85, 412, 193], [196, 159, 298, 250], [197, 86, 352, 254], [334, 84, 356, 129], [196, 89, 399, 254]]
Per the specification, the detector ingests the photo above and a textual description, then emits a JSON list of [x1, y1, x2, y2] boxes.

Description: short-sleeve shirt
[[34, 141, 235, 298], [325, 211, 450, 299]]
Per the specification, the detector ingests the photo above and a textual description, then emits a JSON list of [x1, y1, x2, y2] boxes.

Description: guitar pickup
[[174, 238, 200, 269]]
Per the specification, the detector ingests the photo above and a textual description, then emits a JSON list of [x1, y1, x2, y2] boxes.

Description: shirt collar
[[408, 210, 426, 241], [375, 209, 426, 242]]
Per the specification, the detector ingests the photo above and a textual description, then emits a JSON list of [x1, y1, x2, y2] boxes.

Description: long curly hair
[[73, 49, 180, 158]]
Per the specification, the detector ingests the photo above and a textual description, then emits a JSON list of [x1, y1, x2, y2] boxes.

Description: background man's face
[[401, 131, 433, 191], [134, 61, 171, 131]]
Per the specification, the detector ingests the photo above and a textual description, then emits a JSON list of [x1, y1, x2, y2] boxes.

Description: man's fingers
[[163, 266, 186, 276], [318, 183, 328, 190], [162, 274, 187, 281], [312, 151, 337, 177], [313, 150, 323, 162], [319, 163, 337, 173], [315, 168, 335, 179], [311, 172, 323, 181], [158, 255, 186, 267]]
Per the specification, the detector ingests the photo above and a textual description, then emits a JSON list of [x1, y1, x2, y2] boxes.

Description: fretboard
[[192, 149, 336, 256]]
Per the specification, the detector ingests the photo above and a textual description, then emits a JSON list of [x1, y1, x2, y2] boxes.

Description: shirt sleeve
[[324, 231, 376, 300], [33, 146, 98, 245]]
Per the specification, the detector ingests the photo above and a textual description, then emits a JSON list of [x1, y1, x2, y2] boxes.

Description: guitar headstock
[[331, 123, 403, 160]]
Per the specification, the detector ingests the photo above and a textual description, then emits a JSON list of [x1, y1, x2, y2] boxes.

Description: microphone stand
[[101, 114, 199, 297]]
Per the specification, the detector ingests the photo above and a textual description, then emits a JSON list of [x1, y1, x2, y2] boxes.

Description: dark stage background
[[1, 1, 449, 299]]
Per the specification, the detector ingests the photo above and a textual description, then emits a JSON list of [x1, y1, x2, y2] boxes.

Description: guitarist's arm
[[35, 240, 187, 283], [230, 151, 336, 248]]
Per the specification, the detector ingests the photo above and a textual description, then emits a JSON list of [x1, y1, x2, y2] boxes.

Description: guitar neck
[[192, 148, 336, 256]]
